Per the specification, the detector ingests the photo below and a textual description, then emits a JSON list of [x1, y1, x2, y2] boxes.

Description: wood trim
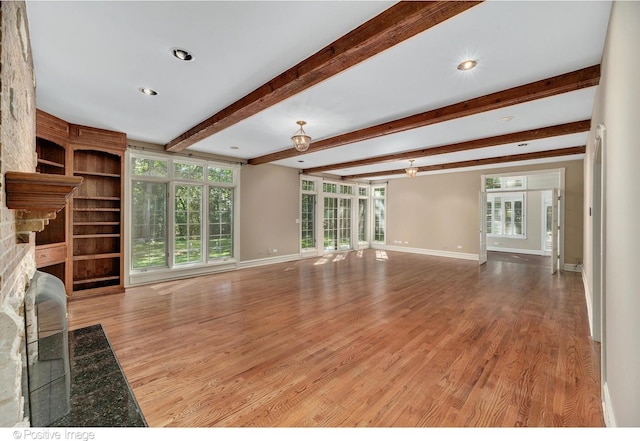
[[5, 172, 83, 211], [341, 146, 586, 180], [5, 172, 82, 239], [165, 1, 483, 152], [35, 243, 68, 267], [249, 65, 600, 165], [70, 124, 127, 152], [36, 108, 70, 147], [303, 120, 591, 174]]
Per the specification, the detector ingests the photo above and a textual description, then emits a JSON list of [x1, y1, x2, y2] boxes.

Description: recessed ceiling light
[[139, 87, 158, 96], [457, 59, 477, 71], [499, 116, 514, 123], [230, 146, 239, 150], [172, 48, 193, 61]]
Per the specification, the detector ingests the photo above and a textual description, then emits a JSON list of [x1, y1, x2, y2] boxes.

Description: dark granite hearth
[[50, 324, 147, 427]]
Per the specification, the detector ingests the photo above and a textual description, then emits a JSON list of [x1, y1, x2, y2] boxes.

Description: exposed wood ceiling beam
[[165, 1, 483, 153], [341, 146, 586, 180], [249, 65, 600, 165], [303, 120, 591, 174]]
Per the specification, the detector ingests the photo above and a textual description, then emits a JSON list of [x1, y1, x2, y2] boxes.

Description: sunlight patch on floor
[[376, 250, 388, 261], [333, 253, 347, 262]]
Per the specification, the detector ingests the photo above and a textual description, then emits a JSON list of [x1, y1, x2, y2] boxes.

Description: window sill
[[127, 259, 238, 286], [487, 235, 527, 240]]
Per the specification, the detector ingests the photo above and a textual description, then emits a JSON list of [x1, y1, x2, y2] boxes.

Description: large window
[[485, 175, 526, 239], [372, 185, 386, 243], [358, 186, 368, 243], [129, 152, 239, 279], [322, 181, 355, 252], [485, 176, 525, 190], [131, 181, 167, 269], [486, 193, 525, 238], [301, 179, 316, 250], [209, 187, 233, 259], [131, 157, 169, 270], [299, 178, 384, 252], [338, 198, 352, 250], [174, 184, 203, 264]]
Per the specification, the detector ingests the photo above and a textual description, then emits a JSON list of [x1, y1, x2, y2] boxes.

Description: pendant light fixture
[[291, 121, 311, 152], [405, 160, 418, 178]]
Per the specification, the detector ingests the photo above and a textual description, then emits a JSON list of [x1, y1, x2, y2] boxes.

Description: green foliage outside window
[[175, 162, 204, 180], [208, 167, 234, 183], [131, 157, 168, 177]]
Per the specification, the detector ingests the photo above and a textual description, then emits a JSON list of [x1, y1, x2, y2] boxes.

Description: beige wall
[[583, 0, 640, 427], [240, 163, 300, 261], [386, 160, 583, 265], [0, 0, 37, 426], [388, 170, 478, 255]]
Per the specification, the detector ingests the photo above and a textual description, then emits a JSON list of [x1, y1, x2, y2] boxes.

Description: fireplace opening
[[23, 270, 71, 426]]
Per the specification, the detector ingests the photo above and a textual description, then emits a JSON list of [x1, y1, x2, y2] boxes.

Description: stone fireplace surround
[[0, 0, 39, 426]]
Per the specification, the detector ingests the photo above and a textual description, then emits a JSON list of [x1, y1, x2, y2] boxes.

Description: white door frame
[[593, 123, 607, 394], [480, 170, 565, 266], [479, 191, 487, 265], [551, 188, 560, 274]]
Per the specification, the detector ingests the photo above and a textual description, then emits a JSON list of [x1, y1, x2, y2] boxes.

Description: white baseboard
[[487, 246, 545, 256], [582, 269, 595, 338], [238, 253, 300, 269], [385, 245, 478, 261], [603, 382, 616, 427], [563, 263, 583, 272]]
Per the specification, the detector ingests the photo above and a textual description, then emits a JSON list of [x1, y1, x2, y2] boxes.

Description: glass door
[[323, 196, 353, 252], [323, 196, 338, 251], [338, 198, 352, 250]]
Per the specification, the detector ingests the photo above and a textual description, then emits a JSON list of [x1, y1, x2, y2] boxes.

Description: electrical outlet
[[273, 248, 278, 254], [457, 245, 463, 249]]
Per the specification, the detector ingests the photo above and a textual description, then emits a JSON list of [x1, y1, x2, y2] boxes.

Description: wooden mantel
[[4, 172, 82, 241]]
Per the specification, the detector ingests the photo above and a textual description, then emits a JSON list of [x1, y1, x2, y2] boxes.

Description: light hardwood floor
[[66, 250, 604, 427]]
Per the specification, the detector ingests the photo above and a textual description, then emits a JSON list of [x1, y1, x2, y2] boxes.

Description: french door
[[479, 191, 487, 265], [323, 196, 352, 252], [550, 188, 559, 274]]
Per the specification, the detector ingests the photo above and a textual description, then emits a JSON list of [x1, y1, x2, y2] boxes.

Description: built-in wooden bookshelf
[[71, 147, 124, 297], [35, 110, 72, 292], [35, 109, 126, 299]]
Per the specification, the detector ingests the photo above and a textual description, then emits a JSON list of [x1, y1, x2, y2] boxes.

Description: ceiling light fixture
[[172, 48, 193, 61], [457, 59, 477, 71], [499, 116, 514, 123], [291, 120, 311, 152], [518, 143, 528, 147], [139, 87, 158, 96], [405, 160, 418, 178]]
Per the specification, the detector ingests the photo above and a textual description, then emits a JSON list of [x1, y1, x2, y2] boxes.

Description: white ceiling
[[25, 0, 612, 181]]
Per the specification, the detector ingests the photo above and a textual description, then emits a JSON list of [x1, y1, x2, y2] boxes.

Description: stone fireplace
[[0, 0, 38, 427]]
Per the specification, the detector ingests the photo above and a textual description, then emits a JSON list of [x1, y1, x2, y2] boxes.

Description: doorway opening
[[480, 169, 564, 273]]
